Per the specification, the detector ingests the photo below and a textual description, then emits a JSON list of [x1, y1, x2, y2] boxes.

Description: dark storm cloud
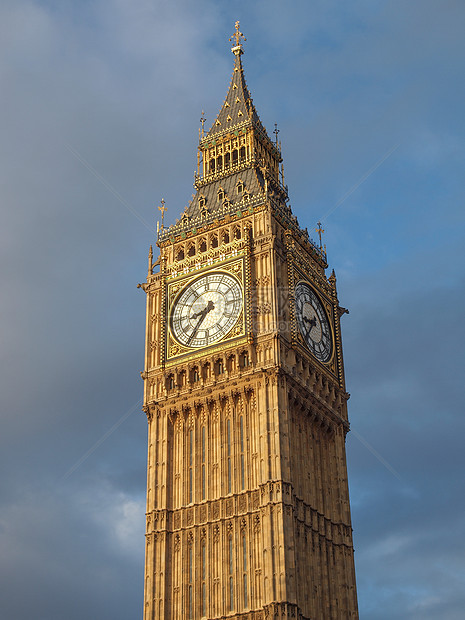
[[1, 1, 464, 619]]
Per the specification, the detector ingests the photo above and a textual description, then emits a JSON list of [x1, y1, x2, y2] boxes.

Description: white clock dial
[[295, 281, 333, 363], [170, 271, 243, 349]]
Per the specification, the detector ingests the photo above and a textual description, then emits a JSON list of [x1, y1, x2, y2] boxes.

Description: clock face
[[295, 281, 333, 363], [169, 271, 243, 349]]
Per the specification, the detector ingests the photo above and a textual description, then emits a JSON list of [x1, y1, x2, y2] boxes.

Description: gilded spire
[[204, 22, 268, 142]]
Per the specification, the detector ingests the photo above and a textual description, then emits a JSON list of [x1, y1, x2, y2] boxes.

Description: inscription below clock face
[[170, 271, 243, 349], [295, 281, 333, 363]]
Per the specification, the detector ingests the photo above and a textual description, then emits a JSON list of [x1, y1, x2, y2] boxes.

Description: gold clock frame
[[290, 265, 338, 377], [165, 255, 247, 363]]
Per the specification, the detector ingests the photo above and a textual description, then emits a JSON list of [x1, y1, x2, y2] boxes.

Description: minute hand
[[187, 300, 215, 345]]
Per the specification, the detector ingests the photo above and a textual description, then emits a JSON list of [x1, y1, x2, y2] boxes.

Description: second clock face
[[295, 281, 333, 363], [170, 271, 243, 349]]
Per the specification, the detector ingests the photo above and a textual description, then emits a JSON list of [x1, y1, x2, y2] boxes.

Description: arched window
[[201, 426, 206, 500], [200, 239, 207, 253], [188, 429, 194, 504], [216, 155, 223, 171], [217, 359, 224, 375], [224, 151, 231, 168], [234, 227, 242, 240], [232, 149, 238, 165], [240, 415, 245, 491], [239, 146, 246, 161], [209, 159, 215, 173], [166, 374, 175, 391], [211, 235, 219, 248], [188, 244, 196, 257], [223, 231, 230, 244], [188, 543, 193, 618], [236, 180, 244, 194], [217, 188, 225, 202], [201, 540, 207, 616], [192, 367, 200, 383], [227, 419, 232, 494], [229, 534, 234, 611], [242, 533, 248, 608], [176, 248, 184, 261]]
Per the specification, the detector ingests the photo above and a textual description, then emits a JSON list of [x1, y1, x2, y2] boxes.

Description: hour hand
[[191, 300, 215, 320], [303, 315, 317, 330], [187, 300, 215, 345]]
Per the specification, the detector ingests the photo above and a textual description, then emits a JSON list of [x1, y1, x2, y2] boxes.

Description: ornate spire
[[204, 22, 268, 142]]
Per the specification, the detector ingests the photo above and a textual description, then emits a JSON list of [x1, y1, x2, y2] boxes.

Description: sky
[[1, 1, 464, 618]]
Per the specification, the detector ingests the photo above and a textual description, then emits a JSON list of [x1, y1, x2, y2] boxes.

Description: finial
[[158, 198, 167, 229], [274, 123, 280, 147], [316, 221, 325, 250], [229, 21, 246, 55], [199, 110, 206, 139]]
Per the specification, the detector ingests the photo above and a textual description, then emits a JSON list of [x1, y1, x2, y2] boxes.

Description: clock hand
[[302, 315, 317, 330], [191, 299, 215, 320], [187, 300, 215, 345]]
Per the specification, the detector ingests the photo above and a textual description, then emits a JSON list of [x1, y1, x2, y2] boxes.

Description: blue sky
[[1, 1, 464, 618]]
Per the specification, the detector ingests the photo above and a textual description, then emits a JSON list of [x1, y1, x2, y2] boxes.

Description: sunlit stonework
[[140, 22, 359, 619]]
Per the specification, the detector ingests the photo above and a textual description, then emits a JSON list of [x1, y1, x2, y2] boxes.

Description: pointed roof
[[204, 30, 268, 142]]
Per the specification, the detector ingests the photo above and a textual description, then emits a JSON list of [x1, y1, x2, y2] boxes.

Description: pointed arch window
[[229, 534, 234, 611], [188, 543, 193, 619], [227, 418, 232, 494], [242, 533, 248, 608], [201, 540, 207, 617], [240, 415, 245, 491], [236, 180, 244, 194], [217, 188, 225, 202], [201, 425, 206, 500], [188, 428, 194, 504]]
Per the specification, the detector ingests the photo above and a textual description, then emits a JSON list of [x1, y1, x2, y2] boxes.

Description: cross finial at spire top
[[158, 198, 167, 229], [199, 110, 206, 138], [229, 21, 246, 55], [274, 123, 280, 145], [316, 221, 325, 250]]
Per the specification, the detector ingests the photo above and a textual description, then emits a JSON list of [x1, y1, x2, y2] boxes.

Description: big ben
[[140, 22, 359, 620]]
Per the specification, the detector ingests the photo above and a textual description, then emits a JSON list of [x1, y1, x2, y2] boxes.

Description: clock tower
[[140, 23, 358, 619]]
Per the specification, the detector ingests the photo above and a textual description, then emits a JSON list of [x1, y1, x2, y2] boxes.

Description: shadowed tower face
[[141, 22, 359, 620]]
